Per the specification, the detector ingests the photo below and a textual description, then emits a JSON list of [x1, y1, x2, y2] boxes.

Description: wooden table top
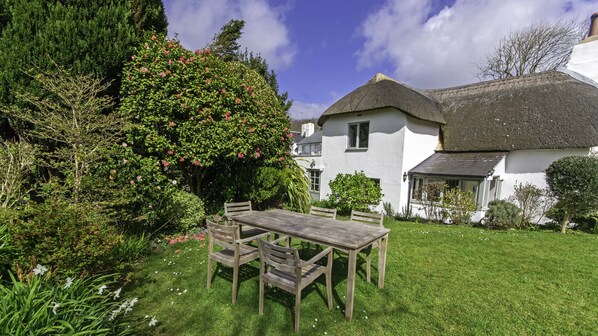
[[233, 209, 390, 250]]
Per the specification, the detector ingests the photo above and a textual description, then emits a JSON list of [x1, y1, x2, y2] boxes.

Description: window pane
[[348, 124, 357, 148], [358, 122, 369, 148]]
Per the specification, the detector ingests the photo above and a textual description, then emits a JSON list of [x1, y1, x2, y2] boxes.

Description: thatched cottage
[[296, 13, 598, 221]]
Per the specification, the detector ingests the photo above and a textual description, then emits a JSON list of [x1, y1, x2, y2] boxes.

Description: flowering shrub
[[119, 34, 292, 199], [0, 272, 143, 335]]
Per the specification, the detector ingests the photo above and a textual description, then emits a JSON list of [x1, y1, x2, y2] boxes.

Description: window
[[411, 176, 481, 205], [309, 170, 320, 192], [348, 122, 369, 149]]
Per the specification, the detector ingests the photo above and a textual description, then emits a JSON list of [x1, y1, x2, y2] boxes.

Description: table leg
[[377, 234, 388, 289], [345, 249, 357, 320]]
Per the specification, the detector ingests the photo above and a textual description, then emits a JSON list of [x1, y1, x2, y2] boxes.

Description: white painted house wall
[[319, 108, 439, 212], [567, 39, 598, 84], [498, 148, 591, 200]]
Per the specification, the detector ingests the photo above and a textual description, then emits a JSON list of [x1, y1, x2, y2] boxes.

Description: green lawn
[[126, 220, 598, 335]]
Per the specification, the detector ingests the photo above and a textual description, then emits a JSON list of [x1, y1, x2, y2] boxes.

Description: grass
[[126, 220, 598, 335]]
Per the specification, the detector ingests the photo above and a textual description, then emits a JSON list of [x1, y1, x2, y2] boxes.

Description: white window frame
[[308, 169, 321, 192], [348, 121, 369, 149]]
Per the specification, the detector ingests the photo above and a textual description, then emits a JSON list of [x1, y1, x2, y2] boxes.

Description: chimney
[[301, 123, 315, 137], [590, 12, 598, 37]]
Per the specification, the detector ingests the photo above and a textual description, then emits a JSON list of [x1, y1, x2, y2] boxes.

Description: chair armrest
[[236, 231, 271, 244], [299, 247, 333, 267], [270, 235, 290, 246]]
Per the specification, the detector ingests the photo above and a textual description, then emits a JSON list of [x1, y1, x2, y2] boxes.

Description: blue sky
[[163, 0, 597, 119]]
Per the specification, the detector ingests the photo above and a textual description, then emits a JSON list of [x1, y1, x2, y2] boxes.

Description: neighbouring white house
[[294, 13, 598, 221]]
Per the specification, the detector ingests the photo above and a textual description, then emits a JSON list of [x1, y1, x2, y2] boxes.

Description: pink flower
[[225, 115, 231, 121], [163, 50, 169, 56], [286, 133, 293, 138], [280, 137, 285, 141], [194, 49, 201, 54], [205, 78, 211, 84], [175, 249, 181, 254], [169, 121, 175, 127], [169, 239, 177, 245], [279, 157, 285, 161], [193, 160, 200, 166], [255, 152, 261, 158], [220, 88, 226, 94], [235, 98, 241, 104], [189, 116, 195, 121], [136, 175, 142, 181], [238, 153, 245, 158], [204, 67, 210, 72], [247, 86, 253, 91], [151, 35, 157, 41], [130, 180, 135, 185], [167, 150, 174, 155], [168, 59, 172, 65], [179, 157, 185, 162], [159, 72, 166, 77], [141, 67, 148, 73], [161, 160, 170, 167], [179, 56, 185, 63]]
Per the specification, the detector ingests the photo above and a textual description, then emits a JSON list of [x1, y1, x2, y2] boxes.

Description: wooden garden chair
[[309, 206, 337, 219], [257, 238, 333, 333], [349, 210, 384, 283], [224, 201, 267, 239], [206, 220, 270, 304]]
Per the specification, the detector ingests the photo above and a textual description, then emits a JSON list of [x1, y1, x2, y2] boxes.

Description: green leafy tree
[[208, 19, 292, 112], [119, 34, 292, 199], [0, 0, 167, 138], [2, 67, 126, 204], [545, 156, 598, 233], [208, 19, 245, 62], [328, 171, 383, 214]]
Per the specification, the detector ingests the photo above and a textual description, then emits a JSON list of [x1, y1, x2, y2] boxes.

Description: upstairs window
[[348, 122, 369, 149]]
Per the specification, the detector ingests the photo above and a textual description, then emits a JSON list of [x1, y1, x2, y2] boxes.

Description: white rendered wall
[[498, 148, 590, 200], [319, 108, 439, 212], [567, 39, 598, 84]]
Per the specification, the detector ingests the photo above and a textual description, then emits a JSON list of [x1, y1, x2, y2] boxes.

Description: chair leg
[[259, 277, 264, 315], [206, 257, 212, 289], [295, 289, 301, 333], [232, 265, 239, 304]]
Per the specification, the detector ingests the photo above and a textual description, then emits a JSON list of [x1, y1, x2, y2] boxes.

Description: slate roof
[[426, 70, 598, 151], [409, 152, 507, 177], [317, 73, 445, 126], [297, 131, 322, 145]]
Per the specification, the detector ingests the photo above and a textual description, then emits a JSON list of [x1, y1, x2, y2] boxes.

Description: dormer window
[[348, 121, 369, 149]]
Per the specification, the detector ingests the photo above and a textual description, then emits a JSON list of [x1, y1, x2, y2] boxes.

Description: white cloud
[[289, 101, 330, 120], [356, 0, 597, 89], [166, 0, 295, 69]]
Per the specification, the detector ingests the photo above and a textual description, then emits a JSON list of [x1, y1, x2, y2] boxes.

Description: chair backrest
[[257, 239, 301, 278], [350, 210, 384, 227], [310, 206, 337, 219], [224, 201, 252, 216], [207, 220, 239, 252]]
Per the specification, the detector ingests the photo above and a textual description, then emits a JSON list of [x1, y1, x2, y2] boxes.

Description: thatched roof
[[426, 70, 598, 151], [409, 152, 507, 177], [317, 73, 445, 126]]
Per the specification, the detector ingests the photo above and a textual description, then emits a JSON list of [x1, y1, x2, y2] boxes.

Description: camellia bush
[[119, 34, 293, 201]]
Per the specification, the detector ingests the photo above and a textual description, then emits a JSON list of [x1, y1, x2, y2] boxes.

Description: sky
[[163, 0, 597, 119]]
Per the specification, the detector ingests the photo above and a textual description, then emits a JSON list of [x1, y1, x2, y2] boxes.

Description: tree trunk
[[560, 211, 570, 234]]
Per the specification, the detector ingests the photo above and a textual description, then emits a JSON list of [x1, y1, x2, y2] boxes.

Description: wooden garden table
[[232, 209, 390, 321]]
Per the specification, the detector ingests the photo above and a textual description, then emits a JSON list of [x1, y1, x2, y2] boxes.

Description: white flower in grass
[[33, 264, 48, 276], [149, 316, 158, 327], [51, 302, 60, 315], [64, 277, 73, 289], [113, 287, 122, 299], [98, 284, 108, 295]]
